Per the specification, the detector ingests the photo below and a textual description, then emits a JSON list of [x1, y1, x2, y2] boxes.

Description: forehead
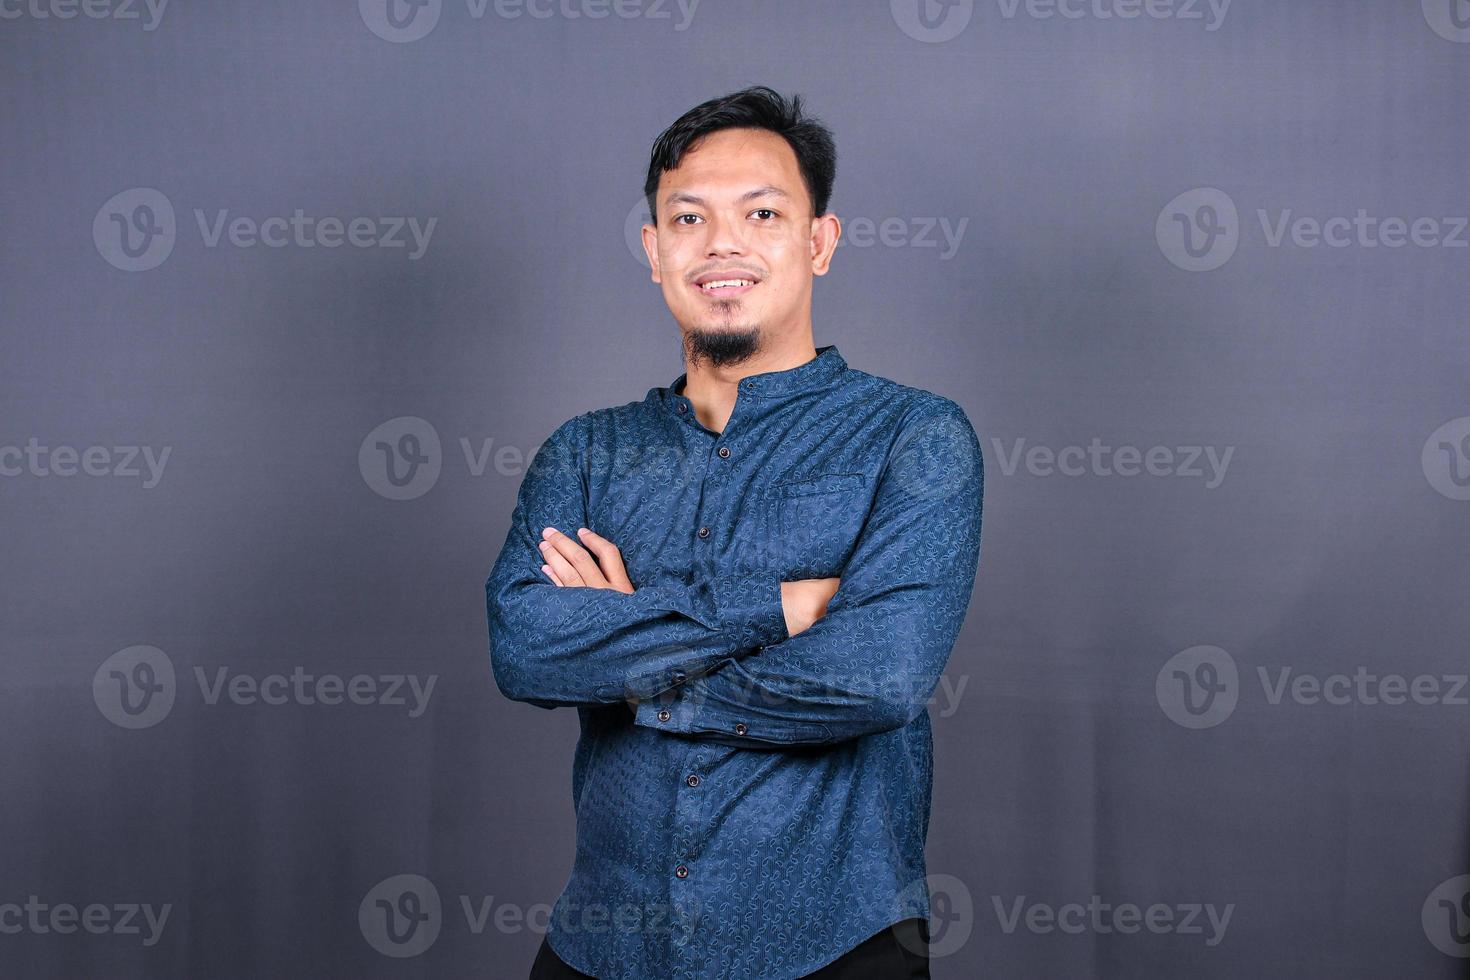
[[660, 127, 802, 195]]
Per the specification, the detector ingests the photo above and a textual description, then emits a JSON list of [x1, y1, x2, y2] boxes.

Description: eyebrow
[[663, 185, 792, 209]]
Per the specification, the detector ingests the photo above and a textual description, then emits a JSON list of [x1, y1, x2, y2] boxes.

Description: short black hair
[[643, 85, 837, 227]]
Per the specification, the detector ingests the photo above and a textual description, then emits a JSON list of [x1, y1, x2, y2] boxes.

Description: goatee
[[684, 325, 762, 369]]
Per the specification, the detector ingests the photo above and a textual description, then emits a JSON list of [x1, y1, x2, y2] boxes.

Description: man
[[486, 86, 984, 979]]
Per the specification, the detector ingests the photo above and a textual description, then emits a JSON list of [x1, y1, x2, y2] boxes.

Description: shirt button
[[717, 446, 730, 459], [677, 403, 687, 413], [733, 723, 748, 736], [685, 774, 700, 787], [674, 865, 689, 879], [657, 708, 671, 722], [697, 526, 710, 539], [672, 670, 686, 685]]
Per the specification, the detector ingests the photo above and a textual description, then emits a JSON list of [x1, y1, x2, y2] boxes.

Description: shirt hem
[[780, 911, 928, 980]]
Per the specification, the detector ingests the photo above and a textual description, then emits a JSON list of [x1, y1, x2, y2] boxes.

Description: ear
[[641, 221, 662, 283], [809, 213, 842, 277]]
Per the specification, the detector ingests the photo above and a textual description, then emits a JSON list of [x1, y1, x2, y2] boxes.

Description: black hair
[[643, 85, 837, 227]]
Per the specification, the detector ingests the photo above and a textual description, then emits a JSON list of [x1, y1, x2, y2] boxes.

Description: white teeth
[[700, 279, 754, 290]]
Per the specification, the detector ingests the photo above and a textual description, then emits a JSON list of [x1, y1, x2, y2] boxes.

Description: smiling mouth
[[693, 278, 759, 299]]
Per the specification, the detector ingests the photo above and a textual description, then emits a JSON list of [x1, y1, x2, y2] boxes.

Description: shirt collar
[[666, 345, 848, 415]]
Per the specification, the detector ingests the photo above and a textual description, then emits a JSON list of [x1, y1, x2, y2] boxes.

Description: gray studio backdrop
[[2, 1, 1468, 978]]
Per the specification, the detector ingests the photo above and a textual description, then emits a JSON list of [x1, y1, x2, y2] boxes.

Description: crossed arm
[[485, 399, 983, 746]]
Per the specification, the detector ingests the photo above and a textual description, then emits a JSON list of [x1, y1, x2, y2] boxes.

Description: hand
[[779, 577, 841, 637], [538, 527, 635, 593]]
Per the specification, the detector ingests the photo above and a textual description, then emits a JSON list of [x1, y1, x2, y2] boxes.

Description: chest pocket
[[771, 472, 868, 579]]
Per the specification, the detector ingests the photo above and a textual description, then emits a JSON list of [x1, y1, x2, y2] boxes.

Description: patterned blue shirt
[[486, 345, 984, 979]]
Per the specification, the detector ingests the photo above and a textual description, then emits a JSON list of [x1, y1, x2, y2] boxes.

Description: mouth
[[691, 275, 760, 299]]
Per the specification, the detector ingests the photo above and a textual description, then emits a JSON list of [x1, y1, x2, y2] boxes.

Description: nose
[[703, 208, 746, 258]]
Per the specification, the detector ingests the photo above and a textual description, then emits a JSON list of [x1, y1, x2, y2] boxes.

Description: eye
[[751, 209, 777, 220], [672, 214, 702, 226]]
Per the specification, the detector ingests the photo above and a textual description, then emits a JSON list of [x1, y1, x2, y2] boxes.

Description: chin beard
[[684, 324, 762, 369]]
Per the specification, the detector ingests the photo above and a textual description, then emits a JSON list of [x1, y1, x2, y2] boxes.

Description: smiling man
[[486, 86, 984, 979]]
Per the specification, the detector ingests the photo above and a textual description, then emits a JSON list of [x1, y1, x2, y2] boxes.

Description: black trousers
[[529, 917, 930, 979]]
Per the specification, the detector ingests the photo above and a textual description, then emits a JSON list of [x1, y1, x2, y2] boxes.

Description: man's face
[[642, 127, 838, 358]]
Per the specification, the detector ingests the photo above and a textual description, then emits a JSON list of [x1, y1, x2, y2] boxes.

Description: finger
[[539, 533, 586, 587], [575, 528, 633, 593], [540, 563, 565, 587], [543, 527, 609, 588]]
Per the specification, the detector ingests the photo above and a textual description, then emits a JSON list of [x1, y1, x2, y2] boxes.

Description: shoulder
[[538, 397, 658, 460], [841, 367, 978, 435]]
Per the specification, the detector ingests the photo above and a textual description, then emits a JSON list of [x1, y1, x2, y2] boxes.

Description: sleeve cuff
[[708, 573, 789, 650], [634, 689, 698, 733]]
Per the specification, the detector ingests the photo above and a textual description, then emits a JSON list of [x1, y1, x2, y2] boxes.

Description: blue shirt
[[486, 345, 984, 979]]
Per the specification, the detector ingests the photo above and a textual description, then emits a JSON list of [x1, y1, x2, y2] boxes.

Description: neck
[[680, 333, 818, 434]]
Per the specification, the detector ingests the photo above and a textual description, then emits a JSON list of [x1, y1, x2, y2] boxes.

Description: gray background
[[3, 0, 1469, 977]]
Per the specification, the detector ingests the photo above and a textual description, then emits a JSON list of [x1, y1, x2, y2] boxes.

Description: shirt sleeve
[[486, 416, 790, 709], [634, 398, 983, 747]]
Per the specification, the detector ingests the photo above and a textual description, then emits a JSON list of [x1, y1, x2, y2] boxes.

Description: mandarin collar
[[666, 345, 847, 416]]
